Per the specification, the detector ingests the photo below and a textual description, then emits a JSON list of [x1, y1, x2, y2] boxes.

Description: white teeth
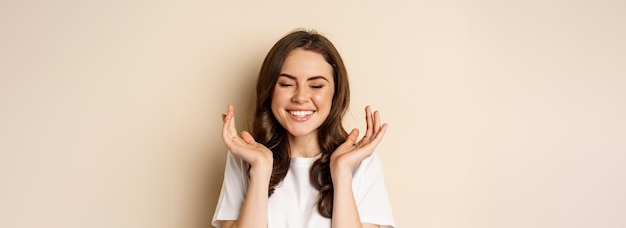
[[289, 110, 314, 117]]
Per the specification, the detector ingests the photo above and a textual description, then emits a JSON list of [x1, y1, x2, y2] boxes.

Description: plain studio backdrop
[[1, 0, 624, 227]]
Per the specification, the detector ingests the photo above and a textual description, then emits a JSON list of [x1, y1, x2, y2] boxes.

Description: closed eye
[[278, 83, 293, 87], [310, 85, 324, 89]]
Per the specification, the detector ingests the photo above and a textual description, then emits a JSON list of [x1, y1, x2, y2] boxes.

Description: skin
[[219, 49, 388, 228], [271, 48, 334, 158]]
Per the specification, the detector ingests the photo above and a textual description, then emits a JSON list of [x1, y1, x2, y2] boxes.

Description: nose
[[291, 86, 309, 103]]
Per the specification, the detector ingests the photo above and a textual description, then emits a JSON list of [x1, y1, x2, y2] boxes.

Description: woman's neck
[[287, 133, 321, 158]]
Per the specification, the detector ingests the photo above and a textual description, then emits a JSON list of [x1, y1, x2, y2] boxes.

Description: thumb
[[343, 128, 359, 146], [241, 131, 256, 144]]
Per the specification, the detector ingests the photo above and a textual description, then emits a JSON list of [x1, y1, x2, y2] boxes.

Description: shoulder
[[359, 153, 383, 168], [223, 151, 250, 176], [353, 153, 384, 176]]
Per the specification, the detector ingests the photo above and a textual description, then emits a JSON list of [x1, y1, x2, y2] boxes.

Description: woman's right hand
[[219, 104, 273, 228], [222, 105, 273, 176]]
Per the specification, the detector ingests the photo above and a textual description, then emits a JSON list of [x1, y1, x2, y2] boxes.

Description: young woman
[[212, 30, 395, 228]]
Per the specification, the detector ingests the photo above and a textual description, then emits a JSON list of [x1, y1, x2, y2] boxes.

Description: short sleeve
[[352, 153, 396, 228], [211, 152, 250, 228]]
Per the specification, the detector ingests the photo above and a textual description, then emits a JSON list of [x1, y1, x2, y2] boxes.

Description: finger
[[222, 105, 238, 143], [226, 105, 238, 137], [241, 131, 256, 144], [369, 123, 388, 147], [222, 106, 232, 139], [222, 118, 233, 147], [373, 110, 382, 134], [343, 128, 359, 147], [222, 105, 233, 124], [363, 106, 374, 140]]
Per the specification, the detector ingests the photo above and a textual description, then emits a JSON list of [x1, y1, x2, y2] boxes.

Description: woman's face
[[271, 48, 335, 138]]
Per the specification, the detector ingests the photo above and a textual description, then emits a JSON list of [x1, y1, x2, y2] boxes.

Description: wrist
[[249, 161, 273, 181], [330, 164, 353, 184]]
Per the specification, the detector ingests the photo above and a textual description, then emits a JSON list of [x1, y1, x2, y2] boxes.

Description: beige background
[[1, 0, 625, 227]]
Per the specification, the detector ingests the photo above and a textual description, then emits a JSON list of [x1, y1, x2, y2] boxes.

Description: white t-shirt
[[212, 151, 396, 228]]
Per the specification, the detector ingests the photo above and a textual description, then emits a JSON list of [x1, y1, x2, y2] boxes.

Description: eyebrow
[[278, 73, 329, 82]]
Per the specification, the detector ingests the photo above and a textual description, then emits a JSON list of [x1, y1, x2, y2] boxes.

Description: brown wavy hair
[[250, 29, 350, 218]]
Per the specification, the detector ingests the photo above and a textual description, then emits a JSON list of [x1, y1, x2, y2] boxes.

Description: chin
[[286, 128, 317, 138]]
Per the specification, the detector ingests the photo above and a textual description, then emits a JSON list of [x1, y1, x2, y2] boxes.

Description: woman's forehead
[[280, 49, 333, 81]]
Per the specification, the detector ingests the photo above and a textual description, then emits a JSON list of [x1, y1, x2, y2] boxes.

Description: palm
[[222, 105, 273, 167], [331, 106, 388, 170]]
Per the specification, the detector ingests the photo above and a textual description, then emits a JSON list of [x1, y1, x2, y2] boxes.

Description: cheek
[[271, 89, 286, 104], [271, 89, 293, 115], [270, 90, 281, 113], [312, 90, 334, 108]]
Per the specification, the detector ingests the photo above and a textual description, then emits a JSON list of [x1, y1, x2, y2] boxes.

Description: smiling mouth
[[288, 110, 315, 118]]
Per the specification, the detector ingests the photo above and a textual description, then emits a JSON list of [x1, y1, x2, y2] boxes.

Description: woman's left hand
[[330, 106, 388, 178]]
